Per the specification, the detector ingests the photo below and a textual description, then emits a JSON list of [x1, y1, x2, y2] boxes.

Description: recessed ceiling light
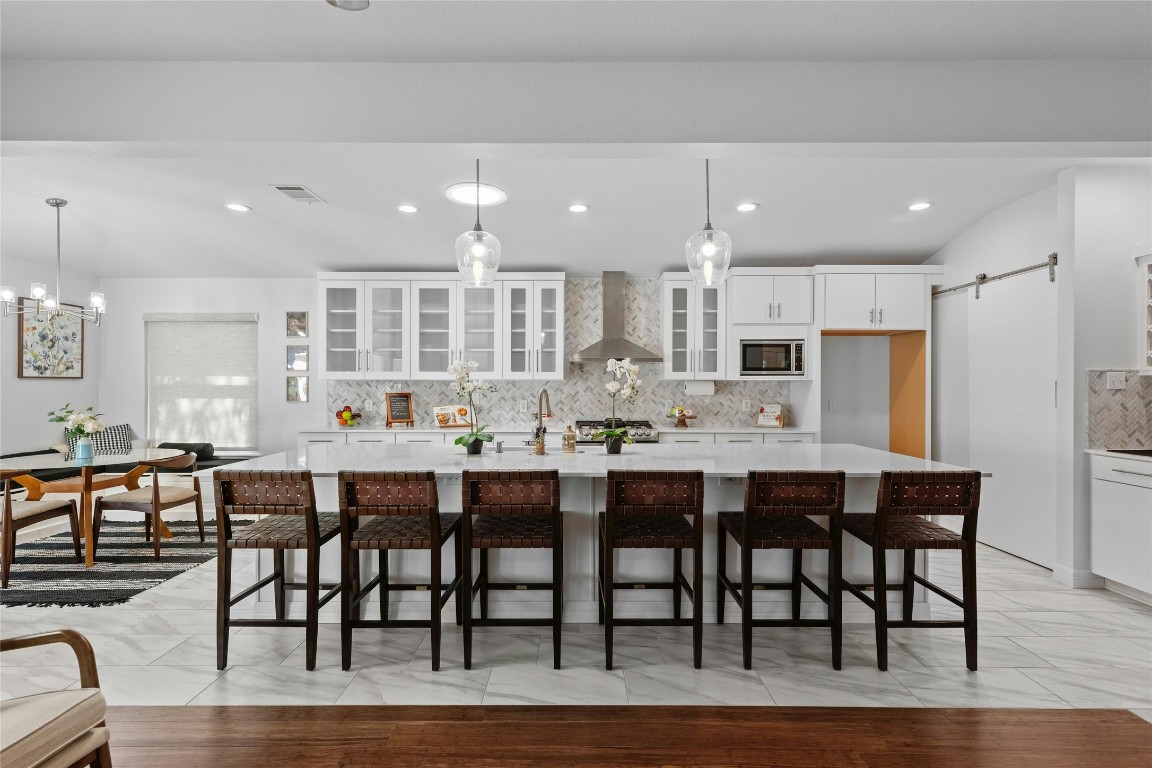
[[326, 0, 370, 10], [225, 203, 251, 212], [397, 204, 419, 213], [908, 201, 933, 211], [736, 203, 759, 212], [568, 203, 590, 213], [445, 182, 507, 207]]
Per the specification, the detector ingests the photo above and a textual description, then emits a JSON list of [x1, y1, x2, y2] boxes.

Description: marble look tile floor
[[1, 544, 1150, 713]]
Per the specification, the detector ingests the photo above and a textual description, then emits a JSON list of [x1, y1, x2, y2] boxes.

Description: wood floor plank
[[104, 706, 1152, 768]]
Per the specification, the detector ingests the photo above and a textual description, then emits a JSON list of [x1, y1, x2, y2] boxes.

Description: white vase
[[75, 437, 94, 461]]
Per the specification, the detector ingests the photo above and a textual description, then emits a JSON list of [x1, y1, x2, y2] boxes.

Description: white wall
[[1056, 163, 1152, 585], [0, 255, 103, 453], [97, 277, 324, 454], [820, 336, 889, 451]]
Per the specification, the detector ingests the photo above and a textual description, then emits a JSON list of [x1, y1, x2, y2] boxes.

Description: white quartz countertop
[[1085, 448, 1152, 464], [201, 443, 979, 479], [301, 424, 817, 435]]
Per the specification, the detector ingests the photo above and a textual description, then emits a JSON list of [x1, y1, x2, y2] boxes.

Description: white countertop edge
[[301, 425, 819, 435], [1086, 448, 1152, 463]]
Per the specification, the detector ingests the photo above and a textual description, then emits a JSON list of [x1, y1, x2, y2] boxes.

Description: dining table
[[0, 448, 185, 567]]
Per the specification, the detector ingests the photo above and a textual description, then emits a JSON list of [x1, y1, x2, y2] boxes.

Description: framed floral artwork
[[286, 311, 308, 337], [18, 299, 84, 379]]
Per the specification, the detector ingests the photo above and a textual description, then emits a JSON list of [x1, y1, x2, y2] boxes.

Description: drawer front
[[298, 432, 347, 451], [1092, 455, 1152, 489], [348, 433, 396, 445], [764, 434, 815, 445], [659, 434, 716, 445], [715, 433, 764, 445], [395, 433, 446, 445]]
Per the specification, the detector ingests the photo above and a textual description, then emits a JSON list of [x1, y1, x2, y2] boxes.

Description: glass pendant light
[[455, 159, 501, 287], [684, 159, 732, 286]]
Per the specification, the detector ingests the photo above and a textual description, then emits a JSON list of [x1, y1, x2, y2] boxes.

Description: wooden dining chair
[[338, 470, 463, 671], [841, 470, 982, 670], [717, 470, 846, 670], [214, 470, 340, 671], [1, 469, 81, 588], [91, 454, 203, 559]]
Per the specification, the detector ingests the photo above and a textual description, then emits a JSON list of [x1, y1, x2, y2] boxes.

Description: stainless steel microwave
[[739, 339, 805, 376]]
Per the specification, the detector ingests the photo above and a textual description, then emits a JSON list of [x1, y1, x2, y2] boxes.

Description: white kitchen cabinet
[[662, 281, 725, 380], [297, 432, 348, 451], [715, 433, 764, 444], [319, 280, 412, 380], [347, 432, 396, 445], [728, 275, 813, 324], [412, 282, 503, 380], [395, 432, 446, 445], [502, 281, 565, 380], [659, 433, 716, 445], [824, 273, 926, 331], [763, 433, 815, 444], [1090, 453, 1152, 594]]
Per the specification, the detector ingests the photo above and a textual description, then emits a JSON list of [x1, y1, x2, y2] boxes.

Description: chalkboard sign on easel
[[386, 392, 414, 428]]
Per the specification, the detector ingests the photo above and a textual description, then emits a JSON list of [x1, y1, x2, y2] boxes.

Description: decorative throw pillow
[[66, 423, 134, 459]]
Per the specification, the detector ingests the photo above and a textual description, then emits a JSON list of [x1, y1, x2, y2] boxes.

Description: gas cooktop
[[575, 419, 659, 443]]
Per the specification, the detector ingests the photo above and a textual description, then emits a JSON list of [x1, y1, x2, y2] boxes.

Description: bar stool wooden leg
[[741, 538, 752, 670], [672, 549, 683, 621], [963, 545, 979, 671], [552, 525, 563, 670], [273, 550, 286, 621], [216, 547, 232, 669], [873, 546, 889, 671], [831, 540, 843, 671], [716, 527, 727, 625], [454, 530, 464, 627], [341, 545, 355, 671], [596, 530, 605, 625], [305, 546, 320, 671], [379, 550, 389, 621], [604, 543, 614, 670], [431, 544, 442, 672], [791, 548, 803, 621], [479, 549, 490, 622], [692, 541, 703, 670], [902, 549, 915, 623], [462, 541, 473, 671]]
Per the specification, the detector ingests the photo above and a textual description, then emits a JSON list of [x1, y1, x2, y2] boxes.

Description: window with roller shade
[[144, 313, 259, 452]]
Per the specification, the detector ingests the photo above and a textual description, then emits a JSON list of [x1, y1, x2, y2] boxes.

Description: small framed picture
[[287, 345, 309, 371], [286, 311, 308, 337], [287, 375, 309, 403]]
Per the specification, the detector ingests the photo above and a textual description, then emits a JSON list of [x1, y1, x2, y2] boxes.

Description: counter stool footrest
[[912, 573, 965, 607], [609, 617, 695, 627], [469, 617, 554, 627], [885, 619, 966, 629]]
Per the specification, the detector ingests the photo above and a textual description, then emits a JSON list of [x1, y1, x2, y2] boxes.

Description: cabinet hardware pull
[[776, 302, 781, 320], [767, 303, 773, 320], [356, 350, 361, 372], [1113, 469, 1152, 478], [878, 308, 884, 326], [869, 308, 875, 326], [778, 439, 804, 443]]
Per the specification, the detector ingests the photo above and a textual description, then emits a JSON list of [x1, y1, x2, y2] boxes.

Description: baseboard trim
[[1104, 579, 1152, 606], [1052, 564, 1105, 589]]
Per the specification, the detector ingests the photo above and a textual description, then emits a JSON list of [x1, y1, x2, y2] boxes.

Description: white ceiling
[[0, 1, 1148, 280], [3, 0, 1149, 63]]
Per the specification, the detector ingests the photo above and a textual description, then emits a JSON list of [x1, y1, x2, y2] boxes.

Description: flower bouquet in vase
[[48, 403, 105, 460], [595, 358, 642, 454], [449, 360, 496, 454]]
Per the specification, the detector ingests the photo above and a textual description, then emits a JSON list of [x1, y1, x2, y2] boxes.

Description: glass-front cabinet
[[411, 281, 502, 380], [320, 280, 412, 380], [502, 281, 565, 380], [661, 280, 725, 380]]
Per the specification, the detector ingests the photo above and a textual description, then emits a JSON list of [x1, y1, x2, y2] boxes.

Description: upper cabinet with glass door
[[502, 281, 565, 380], [319, 280, 412, 380], [661, 278, 725, 380], [411, 281, 503, 380]]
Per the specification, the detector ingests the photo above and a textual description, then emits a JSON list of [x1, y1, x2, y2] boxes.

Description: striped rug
[[1, 520, 239, 607]]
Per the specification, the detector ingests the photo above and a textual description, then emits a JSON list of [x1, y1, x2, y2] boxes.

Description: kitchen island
[[197, 443, 981, 623]]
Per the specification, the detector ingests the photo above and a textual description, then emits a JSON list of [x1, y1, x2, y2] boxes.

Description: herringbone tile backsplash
[[1087, 370, 1152, 448], [328, 278, 794, 429]]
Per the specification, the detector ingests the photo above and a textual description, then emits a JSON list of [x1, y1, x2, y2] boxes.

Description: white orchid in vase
[[47, 403, 105, 439], [448, 360, 497, 449], [595, 358, 642, 445]]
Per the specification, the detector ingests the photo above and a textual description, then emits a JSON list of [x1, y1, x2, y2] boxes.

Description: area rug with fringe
[[1, 520, 243, 607]]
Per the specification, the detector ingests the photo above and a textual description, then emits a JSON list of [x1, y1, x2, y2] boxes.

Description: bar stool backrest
[[878, 471, 982, 518], [462, 470, 559, 516], [606, 470, 704, 517], [745, 470, 846, 518], [338, 470, 438, 518], [213, 469, 320, 542]]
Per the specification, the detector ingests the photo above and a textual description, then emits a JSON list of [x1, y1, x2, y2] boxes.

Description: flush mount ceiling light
[[444, 182, 507, 207], [684, 159, 732, 287], [225, 203, 251, 212], [909, 201, 933, 211], [397, 204, 419, 213], [736, 202, 759, 212], [1, 198, 106, 326], [568, 203, 590, 213], [454, 160, 501, 288], [326, 0, 370, 10]]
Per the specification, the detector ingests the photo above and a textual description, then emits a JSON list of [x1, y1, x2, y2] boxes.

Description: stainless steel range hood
[[569, 271, 663, 363]]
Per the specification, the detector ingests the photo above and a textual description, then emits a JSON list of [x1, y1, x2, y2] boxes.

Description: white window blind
[[145, 313, 259, 452]]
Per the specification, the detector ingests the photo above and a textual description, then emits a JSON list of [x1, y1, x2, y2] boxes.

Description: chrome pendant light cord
[[474, 159, 482, 232], [704, 159, 713, 231]]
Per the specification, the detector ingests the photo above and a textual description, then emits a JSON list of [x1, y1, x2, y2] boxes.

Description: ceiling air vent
[[272, 185, 326, 203]]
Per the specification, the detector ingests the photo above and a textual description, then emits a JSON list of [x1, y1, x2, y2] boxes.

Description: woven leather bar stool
[[338, 470, 463, 671], [842, 470, 982, 671], [214, 470, 340, 671], [717, 470, 846, 670], [461, 470, 564, 670], [599, 470, 704, 669]]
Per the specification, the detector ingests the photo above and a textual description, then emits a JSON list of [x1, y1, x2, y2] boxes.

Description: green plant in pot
[[449, 360, 496, 454], [595, 358, 642, 454]]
